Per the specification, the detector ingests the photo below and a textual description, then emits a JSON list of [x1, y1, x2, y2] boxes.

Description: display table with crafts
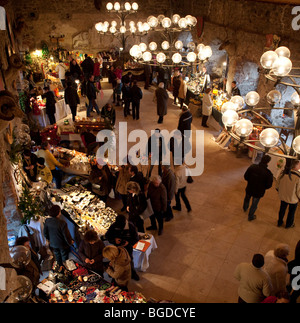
[[133, 233, 157, 272], [37, 260, 147, 303], [52, 146, 92, 176], [34, 98, 72, 128]]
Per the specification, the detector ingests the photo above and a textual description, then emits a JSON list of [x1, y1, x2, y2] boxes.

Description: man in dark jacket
[[162, 165, 176, 222], [81, 54, 94, 81], [130, 80, 143, 120], [43, 205, 73, 266], [231, 81, 241, 97], [146, 129, 166, 178], [42, 86, 56, 125], [122, 81, 132, 117], [178, 106, 193, 138], [243, 155, 273, 221], [64, 81, 80, 122], [86, 74, 100, 117], [147, 175, 167, 235], [155, 82, 169, 123]]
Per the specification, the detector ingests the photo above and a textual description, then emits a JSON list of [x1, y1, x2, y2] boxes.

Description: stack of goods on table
[[50, 185, 117, 236], [38, 260, 147, 303], [74, 116, 112, 132], [53, 147, 91, 174]]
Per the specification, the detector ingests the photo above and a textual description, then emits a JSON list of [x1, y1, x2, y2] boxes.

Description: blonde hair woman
[[103, 245, 131, 291]]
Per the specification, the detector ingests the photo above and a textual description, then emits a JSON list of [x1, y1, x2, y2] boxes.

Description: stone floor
[[9, 78, 300, 303], [82, 80, 300, 303]]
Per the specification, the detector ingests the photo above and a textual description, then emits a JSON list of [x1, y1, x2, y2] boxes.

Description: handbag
[[140, 198, 154, 220], [187, 175, 194, 183]]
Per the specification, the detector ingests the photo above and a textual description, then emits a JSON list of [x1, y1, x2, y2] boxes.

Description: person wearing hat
[[36, 157, 53, 184], [178, 105, 193, 138]]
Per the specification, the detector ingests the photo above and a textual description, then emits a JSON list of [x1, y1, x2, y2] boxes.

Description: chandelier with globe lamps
[[220, 46, 300, 164], [95, 1, 148, 51], [129, 14, 213, 68]]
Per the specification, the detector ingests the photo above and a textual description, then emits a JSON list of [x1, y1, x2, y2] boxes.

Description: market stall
[[38, 261, 147, 303]]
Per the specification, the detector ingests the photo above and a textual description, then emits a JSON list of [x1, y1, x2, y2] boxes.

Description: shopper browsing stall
[[36, 157, 53, 185], [102, 245, 131, 292], [78, 229, 105, 276], [42, 86, 57, 125], [44, 205, 74, 266], [36, 141, 64, 189], [64, 81, 80, 122], [22, 149, 38, 182]]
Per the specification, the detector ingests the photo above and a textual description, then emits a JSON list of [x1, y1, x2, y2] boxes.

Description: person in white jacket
[[201, 88, 213, 128], [264, 244, 290, 296], [55, 60, 67, 88], [173, 163, 191, 212], [277, 160, 300, 228]]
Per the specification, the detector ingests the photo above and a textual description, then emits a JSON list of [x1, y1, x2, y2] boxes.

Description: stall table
[[133, 234, 157, 272]]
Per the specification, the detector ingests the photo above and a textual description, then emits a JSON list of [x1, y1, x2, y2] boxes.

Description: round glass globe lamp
[[187, 52, 197, 63], [259, 128, 279, 148], [149, 42, 157, 51], [267, 90, 282, 105], [172, 53, 182, 64], [230, 96, 245, 109], [161, 41, 170, 50], [292, 136, 300, 154], [291, 92, 300, 107], [260, 50, 278, 69], [175, 41, 183, 50], [275, 46, 290, 58], [142, 51, 152, 62], [222, 110, 239, 128], [221, 101, 237, 114], [156, 52, 166, 64], [235, 119, 253, 137], [272, 57, 292, 77], [245, 91, 260, 107]]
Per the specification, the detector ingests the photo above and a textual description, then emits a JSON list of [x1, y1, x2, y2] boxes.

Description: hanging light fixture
[[220, 46, 300, 163], [95, 1, 148, 51], [129, 12, 212, 68]]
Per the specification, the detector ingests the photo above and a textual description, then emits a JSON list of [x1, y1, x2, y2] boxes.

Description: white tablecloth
[[34, 99, 71, 127], [133, 234, 157, 272], [28, 218, 47, 248]]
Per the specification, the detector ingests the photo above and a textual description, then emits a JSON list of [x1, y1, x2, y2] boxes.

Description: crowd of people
[[235, 241, 300, 303]]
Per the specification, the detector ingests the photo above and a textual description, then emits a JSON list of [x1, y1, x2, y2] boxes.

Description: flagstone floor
[[60, 79, 300, 303]]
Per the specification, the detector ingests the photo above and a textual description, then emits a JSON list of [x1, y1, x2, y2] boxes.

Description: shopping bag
[[140, 198, 153, 220]]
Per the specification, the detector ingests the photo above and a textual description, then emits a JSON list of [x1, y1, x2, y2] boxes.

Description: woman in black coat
[[126, 181, 147, 233]]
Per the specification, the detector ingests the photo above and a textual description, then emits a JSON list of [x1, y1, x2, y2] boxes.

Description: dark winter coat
[[178, 110, 193, 134], [44, 217, 73, 249], [78, 239, 105, 274], [155, 87, 169, 116], [244, 163, 273, 198], [147, 182, 167, 213], [42, 91, 56, 115], [64, 85, 80, 107], [130, 84, 143, 103]]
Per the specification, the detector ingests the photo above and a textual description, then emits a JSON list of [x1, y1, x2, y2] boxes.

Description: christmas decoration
[[18, 185, 43, 224]]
